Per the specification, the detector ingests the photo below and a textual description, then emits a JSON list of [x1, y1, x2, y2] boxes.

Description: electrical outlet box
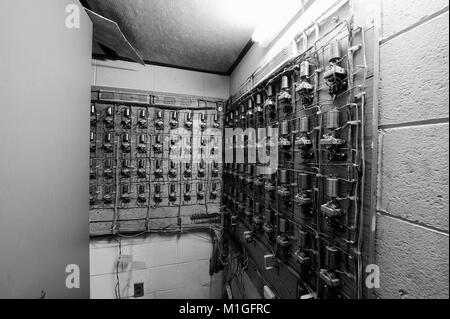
[[134, 282, 144, 298]]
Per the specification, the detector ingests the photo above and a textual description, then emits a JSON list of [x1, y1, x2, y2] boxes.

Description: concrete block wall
[[90, 234, 223, 299], [375, 0, 449, 299]]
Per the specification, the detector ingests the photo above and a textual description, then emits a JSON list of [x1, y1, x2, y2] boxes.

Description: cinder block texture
[[89, 233, 222, 299], [379, 12, 449, 125], [375, 215, 449, 299], [382, 0, 449, 39], [379, 123, 449, 231]]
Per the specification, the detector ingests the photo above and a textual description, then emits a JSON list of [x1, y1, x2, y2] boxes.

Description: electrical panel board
[[89, 87, 224, 236], [222, 3, 375, 300]]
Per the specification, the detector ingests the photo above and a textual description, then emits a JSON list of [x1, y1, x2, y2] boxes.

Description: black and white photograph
[[0, 0, 448, 304]]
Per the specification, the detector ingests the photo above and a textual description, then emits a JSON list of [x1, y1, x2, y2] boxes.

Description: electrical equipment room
[[0, 0, 449, 304]]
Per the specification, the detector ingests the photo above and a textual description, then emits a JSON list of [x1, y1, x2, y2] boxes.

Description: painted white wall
[[90, 234, 223, 299], [89, 59, 227, 299], [92, 59, 230, 99], [0, 0, 92, 298]]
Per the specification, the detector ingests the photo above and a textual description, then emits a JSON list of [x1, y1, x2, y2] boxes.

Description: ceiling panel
[[83, 0, 257, 74]]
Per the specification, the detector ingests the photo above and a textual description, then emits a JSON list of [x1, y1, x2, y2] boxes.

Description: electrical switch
[[103, 133, 113, 153], [184, 184, 191, 201], [103, 185, 113, 204], [153, 135, 163, 154], [137, 185, 147, 203], [244, 231, 253, 243], [169, 111, 179, 129], [90, 159, 97, 180], [293, 229, 310, 264], [103, 159, 113, 179], [295, 61, 315, 105], [255, 94, 263, 113], [90, 105, 97, 126], [90, 132, 96, 153], [154, 160, 163, 178], [324, 39, 347, 96], [169, 184, 177, 202], [278, 75, 292, 112], [264, 254, 277, 271], [198, 160, 205, 178], [277, 170, 292, 198], [279, 121, 291, 148], [200, 112, 207, 131], [321, 177, 343, 217], [185, 112, 193, 129], [121, 159, 133, 178], [185, 137, 192, 155], [295, 117, 314, 159], [197, 183, 205, 200], [212, 113, 220, 129], [138, 109, 147, 128], [184, 162, 192, 178], [137, 134, 147, 153], [104, 107, 114, 128], [169, 137, 178, 154], [211, 161, 219, 177], [320, 246, 340, 287], [121, 107, 132, 129], [320, 109, 346, 161], [121, 133, 131, 153], [247, 99, 254, 120], [168, 160, 177, 178], [210, 182, 218, 199], [155, 110, 164, 130], [294, 173, 312, 207], [137, 159, 146, 179], [200, 137, 206, 153], [153, 184, 162, 203]]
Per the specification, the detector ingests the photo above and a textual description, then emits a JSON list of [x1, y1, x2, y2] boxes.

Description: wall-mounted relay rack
[[89, 86, 224, 236], [222, 1, 375, 300]]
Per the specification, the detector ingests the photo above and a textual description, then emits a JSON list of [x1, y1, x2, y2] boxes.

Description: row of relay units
[[223, 165, 345, 223], [90, 158, 220, 180], [90, 181, 220, 206], [90, 105, 221, 130], [224, 170, 346, 289], [90, 131, 220, 156], [223, 186, 346, 289], [224, 49, 349, 125], [224, 107, 348, 163]]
